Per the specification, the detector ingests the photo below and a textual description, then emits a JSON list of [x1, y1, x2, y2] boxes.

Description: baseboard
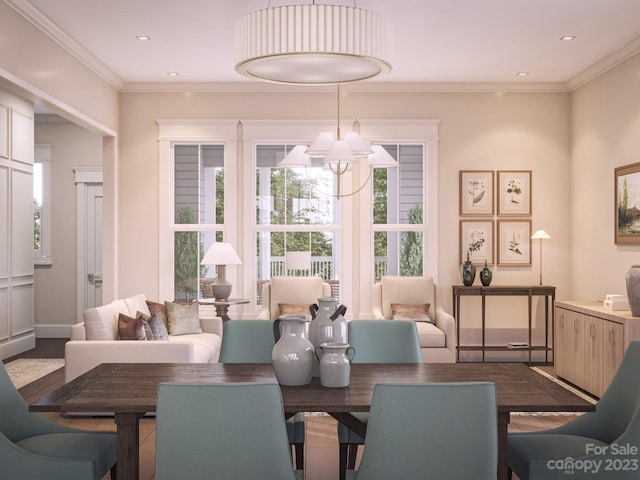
[[33, 324, 72, 338], [0, 333, 36, 359]]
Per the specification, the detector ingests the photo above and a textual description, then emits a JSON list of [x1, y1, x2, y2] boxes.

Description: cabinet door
[[554, 308, 569, 379], [601, 321, 624, 396], [583, 316, 602, 396], [555, 308, 584, 386]]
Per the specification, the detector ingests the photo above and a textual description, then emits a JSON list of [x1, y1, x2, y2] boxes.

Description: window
[[372, 144, 425, 279], [172, 144, 224, 301], [255, 144, 340, 303], [34, 144, 52, 265]]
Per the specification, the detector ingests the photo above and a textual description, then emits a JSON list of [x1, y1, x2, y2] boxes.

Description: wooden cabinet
[[555, 301, 640, 397]]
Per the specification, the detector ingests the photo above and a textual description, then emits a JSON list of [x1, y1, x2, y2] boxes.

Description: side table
[[199, 298, 249, 322]]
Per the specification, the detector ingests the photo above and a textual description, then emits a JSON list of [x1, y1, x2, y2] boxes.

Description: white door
[[75, 168, 103, 322]]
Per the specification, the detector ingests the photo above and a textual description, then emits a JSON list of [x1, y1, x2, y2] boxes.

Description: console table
[[453, 285, 556, 363], [198, 298, 249, 322]]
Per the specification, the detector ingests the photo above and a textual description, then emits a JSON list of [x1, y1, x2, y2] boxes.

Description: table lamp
[[531, 230, 551, 286], [285, 251, 312, 276], [201, 242, 242, 300]]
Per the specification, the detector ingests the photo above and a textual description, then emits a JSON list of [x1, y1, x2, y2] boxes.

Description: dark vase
[[480, 260, 492, 286], [460, 253, 476, 286], [626, 265, 640, 317]]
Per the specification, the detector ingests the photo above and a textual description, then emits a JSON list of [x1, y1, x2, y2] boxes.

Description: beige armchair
[[257, 276, 332, 320], [372, 276, 456, 363]]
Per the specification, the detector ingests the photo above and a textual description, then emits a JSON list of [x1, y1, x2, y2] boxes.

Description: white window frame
[[34, 144, 52, 265]]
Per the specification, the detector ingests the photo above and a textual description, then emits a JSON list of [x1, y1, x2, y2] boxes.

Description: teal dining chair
[[155, 382, 303, 480], [346, 382, 498, 480], [338, 319, 422, 480], [0, 362, 117, 480], [508, 340, 640, 480], [219, 319, 305, 469]]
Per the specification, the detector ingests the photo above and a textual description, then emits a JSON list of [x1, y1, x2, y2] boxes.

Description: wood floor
[[8, 339, 579, 480]]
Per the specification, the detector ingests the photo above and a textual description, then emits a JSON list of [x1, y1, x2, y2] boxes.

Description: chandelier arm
[[333, 166, 374, 199]]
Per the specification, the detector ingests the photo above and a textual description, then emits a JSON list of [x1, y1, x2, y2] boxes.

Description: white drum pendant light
[[235, 3, 392, 85]]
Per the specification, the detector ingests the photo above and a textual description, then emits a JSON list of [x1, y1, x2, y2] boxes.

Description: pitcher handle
[[310, 304, 319, 319], [273, 319, 281, 342], [315, 346, 324, 363], [346, 346, 356, 364], [330, 304, 347, 321]]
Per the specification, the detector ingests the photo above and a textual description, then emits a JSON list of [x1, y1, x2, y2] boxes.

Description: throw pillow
[[137, 311, 169, 341], [278, 303, 312, 317], [390, 303, 432, 322], [118, 313, 150, 340], [146, 300, 169, 330], [165, 301, 203, 336]]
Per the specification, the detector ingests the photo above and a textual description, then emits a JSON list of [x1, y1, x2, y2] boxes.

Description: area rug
[[4, 358, 65, 389]]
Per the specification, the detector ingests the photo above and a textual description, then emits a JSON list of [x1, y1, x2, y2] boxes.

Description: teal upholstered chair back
[[155, 382, 301, 480], [351, 382, 498, 480], [0, 362, 117, 480], [559, 340, 640, 444], [348, 320, 422, 363], [219, 320, 275, 362]]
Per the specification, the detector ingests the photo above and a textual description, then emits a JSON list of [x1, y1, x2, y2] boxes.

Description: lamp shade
[[201, 242, 242, 266], [235, 4, 392, 85], [279, 145, 311, 167], [344, 132, 374, 156], [286, 251, 312, 271], [368, 145, 399, 167], [531, 230, 551, 240], [305, 132, 335, 157], [323, 140, 358, 165]]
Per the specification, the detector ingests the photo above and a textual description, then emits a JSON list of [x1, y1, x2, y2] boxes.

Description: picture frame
[[459, 170, 494, 216], [497, 220, 531, 266], [497, 170, 531, 216], [615, 162, 640, 245], [460, 220, 494, 266]]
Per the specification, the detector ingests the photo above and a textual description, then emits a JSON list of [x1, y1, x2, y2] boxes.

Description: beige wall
[[571, 52, 640, 301], [33, 119, 102, 333], [0, 2, 119, 133], [119, 89, 572, 342]]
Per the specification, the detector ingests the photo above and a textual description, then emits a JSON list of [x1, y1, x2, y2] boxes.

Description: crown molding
[[567, 35, 640, 91], [5, 0, 124, 90], [121, 81, 570, 94]]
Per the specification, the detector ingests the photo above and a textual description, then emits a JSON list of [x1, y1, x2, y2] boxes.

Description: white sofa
[[257, 276, 332, 320], [372, 276, 456, 363], [65, 294, 222, 382]]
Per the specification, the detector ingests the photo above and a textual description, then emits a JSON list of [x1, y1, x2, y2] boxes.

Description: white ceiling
[[9, 0, 640, 91]]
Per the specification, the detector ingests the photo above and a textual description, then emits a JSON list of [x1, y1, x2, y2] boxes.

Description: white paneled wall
[[0, 90, 35, 359]]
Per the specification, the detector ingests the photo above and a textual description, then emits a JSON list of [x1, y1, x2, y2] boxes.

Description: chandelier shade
[[235, 4, 392, 84]]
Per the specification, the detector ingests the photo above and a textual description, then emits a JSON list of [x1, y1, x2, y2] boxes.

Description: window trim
[[34, 143, 52, 265]]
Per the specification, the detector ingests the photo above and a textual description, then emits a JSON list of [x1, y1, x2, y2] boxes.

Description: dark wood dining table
[[30, 362, 595, 480]]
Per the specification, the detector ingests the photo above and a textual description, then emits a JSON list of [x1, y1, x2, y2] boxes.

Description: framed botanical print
[[460, 220, 494, 266], [615, 162, 640, 245], [497, 170, 531, 216], [459, 170, 494, 216], [497, 220, 531, 266]]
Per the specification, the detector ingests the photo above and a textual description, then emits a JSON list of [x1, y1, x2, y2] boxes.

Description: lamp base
[[211, 265, 232, 301]]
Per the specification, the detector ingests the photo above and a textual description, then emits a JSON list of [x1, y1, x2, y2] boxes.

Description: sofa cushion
[[148, 313, 170, 341], [168, 333, 221, 363], [84, 299, 129, 340], [118, 313, 150, 340], [380, 276, 435, 321], [147, 300, 169, 330], [390, 303, 432, 322], [165, 302, 203, 335], [124, 294, 150, 317], [415, 321, 446, 348]]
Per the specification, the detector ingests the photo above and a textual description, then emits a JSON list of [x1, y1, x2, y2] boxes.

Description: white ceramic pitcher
[[315, 342, 356, 388], [272, 315, 314, 386], [309, 297, 348, 377]]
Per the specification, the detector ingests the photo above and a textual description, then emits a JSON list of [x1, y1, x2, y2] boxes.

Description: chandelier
[[235, 2, 392, 85], [278, 85, 398, 199]]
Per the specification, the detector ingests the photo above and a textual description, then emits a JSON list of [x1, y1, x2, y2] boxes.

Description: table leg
[[215, 304, 230, 322], [114, 412, 144, 480], [328, 412, 367, 438], [497, 412, 509, 480]]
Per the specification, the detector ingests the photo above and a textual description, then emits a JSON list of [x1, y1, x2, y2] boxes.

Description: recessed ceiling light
[[516, 72, 530, 77], [560, 35, 576, 41], [135, 35, 151, 41], [167, 72, 180, 77]]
